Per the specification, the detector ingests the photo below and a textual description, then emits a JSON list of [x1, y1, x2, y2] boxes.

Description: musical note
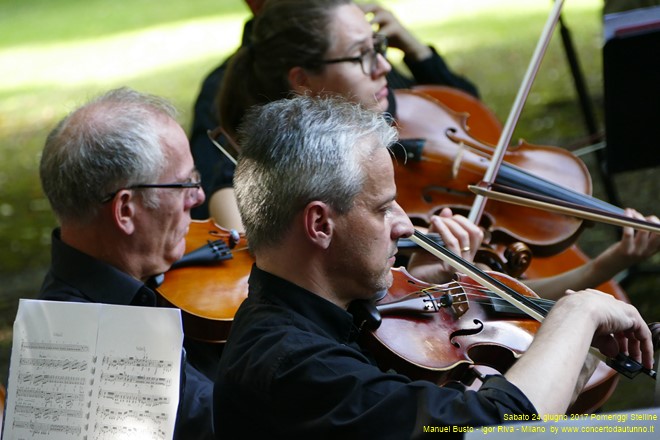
[[20, 356, 88, 371], [98, 390, 170, 407], [100, 372, 172, 387], [102, 355, 173, 373], [3, 300, 183, 440]]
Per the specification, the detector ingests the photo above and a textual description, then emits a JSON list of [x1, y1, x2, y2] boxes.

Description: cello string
[[468, 182, 660, 234]]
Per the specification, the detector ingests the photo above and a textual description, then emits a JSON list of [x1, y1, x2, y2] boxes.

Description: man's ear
[[111, 190, 137, 235], [288, 66, 311, 94], [303, 201, 333, 249]]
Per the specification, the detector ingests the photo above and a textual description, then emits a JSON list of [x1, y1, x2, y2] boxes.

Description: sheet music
[[2, 299, 183, 440]]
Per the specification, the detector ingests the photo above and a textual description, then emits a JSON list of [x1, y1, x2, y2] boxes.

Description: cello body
[[392, 88, 590, 255]]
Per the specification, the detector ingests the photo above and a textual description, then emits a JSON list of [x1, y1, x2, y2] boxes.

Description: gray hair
[[40, 87, 177, 223], [234, 95, 397, 251]]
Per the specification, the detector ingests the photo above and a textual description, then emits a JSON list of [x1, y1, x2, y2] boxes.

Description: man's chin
[[164, 245, 186, 272], [370, 271, 393, 301], [370, 287, 388, 302], [175, 237, 188, 258]]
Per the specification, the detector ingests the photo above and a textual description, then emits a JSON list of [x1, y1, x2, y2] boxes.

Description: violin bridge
[[449, 286, 469, 318]]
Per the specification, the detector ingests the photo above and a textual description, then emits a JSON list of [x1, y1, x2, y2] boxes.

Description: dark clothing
[[39, 229, 214, 440], [189, 20, 479, 219], [214, 265, 537, 439], [189, 21, 253, 220], [387, 46, 478, 96]]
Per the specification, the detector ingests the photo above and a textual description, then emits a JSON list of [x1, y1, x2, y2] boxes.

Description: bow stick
[[207, 126, 240, 166], [468, 0, 565, 225]]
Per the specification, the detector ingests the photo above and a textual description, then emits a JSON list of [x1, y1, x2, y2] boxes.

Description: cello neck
[[497, 161, 625, 215], [469, 182, 660, 234]]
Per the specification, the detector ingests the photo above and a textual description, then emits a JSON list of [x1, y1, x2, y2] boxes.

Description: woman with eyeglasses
[[190, 1, 478, 221], [209, 0, 483, 273], [207, 0, 660, 296]]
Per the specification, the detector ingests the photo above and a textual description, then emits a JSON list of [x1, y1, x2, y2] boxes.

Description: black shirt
[[214, 265, 537, 439], [39, 229, 215, 440]]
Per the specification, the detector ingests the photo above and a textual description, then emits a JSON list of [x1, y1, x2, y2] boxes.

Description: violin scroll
[[474, 241, 532, 279]]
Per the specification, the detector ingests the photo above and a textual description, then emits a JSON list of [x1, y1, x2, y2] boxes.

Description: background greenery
[[1, 0, 658, 412]]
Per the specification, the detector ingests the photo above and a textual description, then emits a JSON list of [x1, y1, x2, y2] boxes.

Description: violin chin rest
[[170, 240, 233, 269], [348, 299, 382, 331]]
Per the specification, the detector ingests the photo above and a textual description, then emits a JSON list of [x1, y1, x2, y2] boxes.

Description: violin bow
[[408, 228, 657, 380], [469, 182, 660, 234], [410, 230, 546, 322], [468, 0, 565, 225], [207, 126, 240, 165]]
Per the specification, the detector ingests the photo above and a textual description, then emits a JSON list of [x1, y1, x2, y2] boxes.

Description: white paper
[[2, 299, 183, 440]]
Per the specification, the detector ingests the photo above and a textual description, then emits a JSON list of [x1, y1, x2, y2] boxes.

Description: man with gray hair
[[39, 87, 214, 439], [214, 94, 654, 438]]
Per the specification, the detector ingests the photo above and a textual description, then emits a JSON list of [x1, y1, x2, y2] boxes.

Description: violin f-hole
[[449, 319, 484, 348]]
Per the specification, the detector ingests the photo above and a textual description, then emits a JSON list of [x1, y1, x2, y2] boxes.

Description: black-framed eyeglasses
[[317, 33, 388, 76], [101, 170, 202, 203]]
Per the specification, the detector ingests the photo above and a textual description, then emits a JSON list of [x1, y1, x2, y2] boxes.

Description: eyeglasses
[[317, 33, 388, 76], [101, 170, 202, 204]]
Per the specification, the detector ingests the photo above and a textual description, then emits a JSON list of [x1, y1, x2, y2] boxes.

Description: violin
[[156, 219, 252, 343], [354, 230, 656, 414], [354, 266, 544, 379], [355, 266, 621, 414]]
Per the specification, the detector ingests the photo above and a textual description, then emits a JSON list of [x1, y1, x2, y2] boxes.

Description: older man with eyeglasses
[[38, 87, 213, 440]]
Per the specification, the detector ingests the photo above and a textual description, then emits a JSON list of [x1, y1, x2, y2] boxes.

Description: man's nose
[[392, 201, 413, 239], [189, 186, 206, 208]]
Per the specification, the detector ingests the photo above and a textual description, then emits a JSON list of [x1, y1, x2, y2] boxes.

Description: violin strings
[[411, 280, 555, 312], [455, 281, 555, 307]]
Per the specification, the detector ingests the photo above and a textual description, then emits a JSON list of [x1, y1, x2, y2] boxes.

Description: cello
[[391, 76, 638, 415], [381, 0, 657, 408], [392, 87, 591, 256]]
